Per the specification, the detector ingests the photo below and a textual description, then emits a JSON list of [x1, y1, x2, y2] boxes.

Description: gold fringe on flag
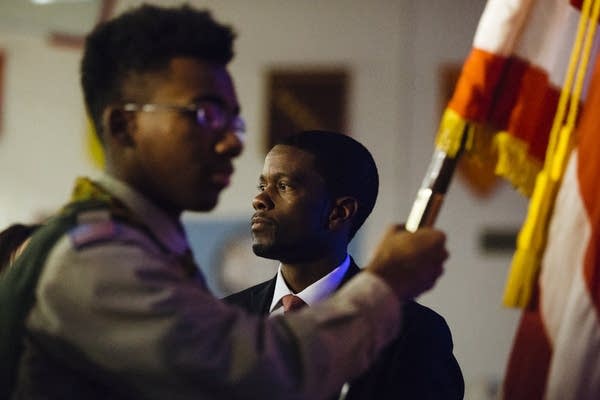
[[494, 132, 541, 198], [435, 109, 542, 197], [435, 109, 474, 158]]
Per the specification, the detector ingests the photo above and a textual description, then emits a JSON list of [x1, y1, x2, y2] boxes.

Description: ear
[[328, 196, 358, 231], [102, 107, 135, 147]]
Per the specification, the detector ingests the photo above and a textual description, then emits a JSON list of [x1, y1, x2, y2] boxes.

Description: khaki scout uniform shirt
[[15, 174, 402, 399]]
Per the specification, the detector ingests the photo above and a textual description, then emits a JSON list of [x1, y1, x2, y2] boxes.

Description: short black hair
[[81, 4, 236, 139], [280, 130, 379, 240]]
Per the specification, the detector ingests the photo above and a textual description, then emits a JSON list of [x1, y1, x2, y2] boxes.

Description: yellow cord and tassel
[[502, 0, 599, 308]]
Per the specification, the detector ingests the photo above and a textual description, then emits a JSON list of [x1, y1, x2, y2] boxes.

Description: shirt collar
[[269, 254, 351, 314], [97, 173, 189, 255]]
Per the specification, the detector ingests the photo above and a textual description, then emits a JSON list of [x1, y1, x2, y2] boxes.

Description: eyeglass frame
[[121, 102, 246, 140]]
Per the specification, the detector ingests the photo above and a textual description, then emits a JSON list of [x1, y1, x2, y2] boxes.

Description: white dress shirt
[[270, 255, 351, 315]]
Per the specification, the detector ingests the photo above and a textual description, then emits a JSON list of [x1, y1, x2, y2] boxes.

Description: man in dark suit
[[226, 130, 464, 399]]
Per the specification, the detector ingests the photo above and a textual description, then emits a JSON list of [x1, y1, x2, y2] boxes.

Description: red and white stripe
[[504, 48, 600, 399]]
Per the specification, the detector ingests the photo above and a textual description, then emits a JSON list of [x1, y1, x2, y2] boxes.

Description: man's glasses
[[122, 102, 246, 140]]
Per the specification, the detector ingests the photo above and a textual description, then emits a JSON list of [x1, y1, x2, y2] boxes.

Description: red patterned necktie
[[281, 294, 307, 313]]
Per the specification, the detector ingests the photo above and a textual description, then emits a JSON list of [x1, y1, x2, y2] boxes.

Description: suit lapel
[[253, 276, 277, 315]]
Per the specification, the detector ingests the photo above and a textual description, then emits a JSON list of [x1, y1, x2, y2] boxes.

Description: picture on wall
[[265, 67, 349, 152]]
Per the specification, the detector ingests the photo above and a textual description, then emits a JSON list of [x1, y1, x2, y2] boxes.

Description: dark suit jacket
[[225, 260, 464, 400]]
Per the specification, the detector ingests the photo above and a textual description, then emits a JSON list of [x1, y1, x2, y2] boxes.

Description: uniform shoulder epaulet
[[68, 208, 120, 249]]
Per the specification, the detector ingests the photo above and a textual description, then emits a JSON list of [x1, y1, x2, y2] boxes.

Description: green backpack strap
[[0, 199, 110, 398]]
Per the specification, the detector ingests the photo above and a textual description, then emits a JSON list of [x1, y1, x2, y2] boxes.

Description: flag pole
[[406, 125, 469, 232]]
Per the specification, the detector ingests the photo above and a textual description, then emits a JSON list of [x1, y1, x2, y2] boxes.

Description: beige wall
[[0, 1, 527, 397]]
